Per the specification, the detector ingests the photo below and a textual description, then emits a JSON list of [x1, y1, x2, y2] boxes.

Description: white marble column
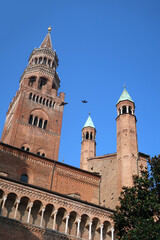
[[65, 214, 70, 234], [111, 228, 114, 240], [27, 202, 33, 223], [89, 220, 92, 240], [77, 218, 81, 238], [14, 198, 20, 219], [120, 108, 123, 114], [0, 195, 7, 216], [100, 224, 104, 240], [126, 106, 129, 113], [40, 206, 46, 227], [52, 210, 58, 230]]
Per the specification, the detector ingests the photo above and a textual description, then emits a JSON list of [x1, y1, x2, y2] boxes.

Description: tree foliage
[[112, 156, 160, 240]]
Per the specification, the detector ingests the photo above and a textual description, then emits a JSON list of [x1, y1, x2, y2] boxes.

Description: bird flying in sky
[[82, 100, 88, 103], [60, 102, 68, 106]]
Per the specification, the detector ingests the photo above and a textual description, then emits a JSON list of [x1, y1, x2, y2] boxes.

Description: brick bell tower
[[1, 27, 65, 160], [80, 113, 96, 170], [116, 86, 138, 194]]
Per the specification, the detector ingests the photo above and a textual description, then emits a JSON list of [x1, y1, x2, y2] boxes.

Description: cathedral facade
[[0, 29, 148, 240]]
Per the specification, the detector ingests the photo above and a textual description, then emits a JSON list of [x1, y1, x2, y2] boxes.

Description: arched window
[[129, 106, 132, 114], [26, 148, 30, 152], [48, 59, 51, 67], [42, 153, 45, 157], [39, 57, 42, 64], [28, 114, 33, 125], [39, 118, 43, 128], [90, 132, 93, 140], [43, 120, 48, 130], [122, 106, 127, 114], [20, 174, 28, 183], [86, 132, 89, 140], [39, 97, 42, 104], [38, 77, 47, 89], [21, 146, 25, 150], [33, 94, 36, 101], [36, 95, 39, 103], [49, 100, 52, 108], [37, 152, 40, 155], [43, 57, 47, 65], [29, 93, 32, 100], [46, 99, 49, 106], [35, 58, 37, 64], [28, 76, 36, 87], [53, 102, 55, 108], [33, 116, 38, 126]]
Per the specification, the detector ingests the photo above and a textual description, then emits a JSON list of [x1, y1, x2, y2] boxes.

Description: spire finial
[[124, 83, 126, 89], [48, 26, 52, 33], [89, 112, 90, 115]]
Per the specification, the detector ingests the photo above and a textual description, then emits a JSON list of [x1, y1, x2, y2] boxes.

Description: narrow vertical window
[[43, 98, 46, 105], [46, 99, 49, 106], [33, 116, 38, 126], [39, 97, 42, 104], [33, 94, 36, 101], [43, 120, 48, 130], [36, 96, 39, 103], [122, 106, 126, 114], [29, 93, 32, 100], [86, 132, 89, 139], [28, 115, 33, 125], [39, 118, 43, 128], [49, 100, 52, 108], [90, 132, 93, 140]]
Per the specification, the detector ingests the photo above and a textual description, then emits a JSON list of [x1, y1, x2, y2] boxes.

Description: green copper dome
[[82, 115, 95, 129], [117, 88, 134, 104]]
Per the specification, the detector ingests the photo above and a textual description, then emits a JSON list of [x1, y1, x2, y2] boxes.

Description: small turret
[[80, 113, 96, 171]]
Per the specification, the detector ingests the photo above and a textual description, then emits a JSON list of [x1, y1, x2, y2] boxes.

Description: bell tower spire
[[1, 28, 65, 160], [40, 26, 53, 49]]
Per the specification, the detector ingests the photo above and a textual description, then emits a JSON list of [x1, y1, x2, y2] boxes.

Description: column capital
[[77, 217, 81, 223], [3, 195, 7, 201], [28, 202, 33, 208], [41, 206, 46, 212], [89, 220, 93, 225], [16, 198, 21, 204], [100, 224, 104, 229]]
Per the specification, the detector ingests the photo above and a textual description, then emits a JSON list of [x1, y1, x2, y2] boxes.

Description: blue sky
[[0, 0, 160, 167]]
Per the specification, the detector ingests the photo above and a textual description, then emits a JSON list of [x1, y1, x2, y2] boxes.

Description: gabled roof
[[117, 88, 134, 104], [83, 114, 95, 129], [40, 32, 52, 49]]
